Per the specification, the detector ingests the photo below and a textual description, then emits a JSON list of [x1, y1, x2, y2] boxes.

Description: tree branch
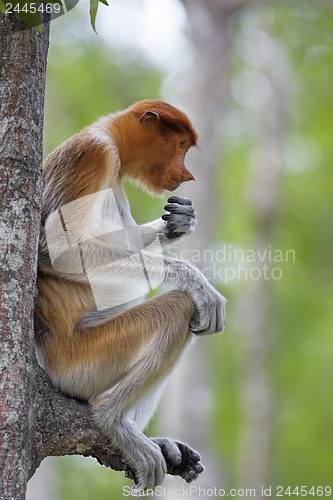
[[29, 357, 126, 480]]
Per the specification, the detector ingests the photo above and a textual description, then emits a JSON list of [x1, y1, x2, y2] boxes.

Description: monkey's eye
[[179, 139, 186, 149]]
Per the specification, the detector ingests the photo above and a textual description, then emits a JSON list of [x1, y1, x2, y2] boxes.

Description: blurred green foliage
[[214, 3, 333, 490], [44, 2, 333, 498]]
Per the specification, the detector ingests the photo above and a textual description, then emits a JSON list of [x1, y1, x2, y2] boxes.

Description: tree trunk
[[0, 15, 49, 500]]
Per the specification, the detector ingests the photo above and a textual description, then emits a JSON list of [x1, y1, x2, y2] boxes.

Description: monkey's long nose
[[182, 166, 196, 182]]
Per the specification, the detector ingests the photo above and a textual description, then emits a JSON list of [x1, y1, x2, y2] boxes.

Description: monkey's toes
[[165, 441, 205, 481], [151, 437, 182, 467]]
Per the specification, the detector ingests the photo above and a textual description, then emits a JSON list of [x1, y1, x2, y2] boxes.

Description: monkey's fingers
[[162, 217, 194, 240], [124, 469, 135, 481], [207, 294, 226, 333], [162, 214, 195, 229], [216, 295, 227, 332], [167, 196, 192, 206], [163, 203, 195, 217], [179, 451, 204, 483], [165, 229, 186, 240], [190, 285, 227, 335]]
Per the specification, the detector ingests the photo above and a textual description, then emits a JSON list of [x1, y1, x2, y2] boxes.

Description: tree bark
[[0, 13, 50, 499], [0, 14, 126, 500]]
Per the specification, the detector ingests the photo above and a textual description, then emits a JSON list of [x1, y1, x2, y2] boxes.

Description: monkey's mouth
[[169, 178, 181, 190]]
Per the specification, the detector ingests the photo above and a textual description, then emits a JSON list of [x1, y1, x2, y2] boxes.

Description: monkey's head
[[117, 100, 198, 196]]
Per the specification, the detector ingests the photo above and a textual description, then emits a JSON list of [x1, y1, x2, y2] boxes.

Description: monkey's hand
[[174, 263, 226, 335], [162, 196, 196, 240], [151, 438, 204, 483], [190, 281, 226, 335], [140, 197, 195, 247]]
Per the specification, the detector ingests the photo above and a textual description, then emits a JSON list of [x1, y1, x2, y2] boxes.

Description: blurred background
[[27, 0, 333, 498]]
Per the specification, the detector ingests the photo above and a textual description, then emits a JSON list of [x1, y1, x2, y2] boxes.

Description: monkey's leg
[[89, 291, 195, 491], [40, 290, 194, 490], [128, 366, 204, 483]]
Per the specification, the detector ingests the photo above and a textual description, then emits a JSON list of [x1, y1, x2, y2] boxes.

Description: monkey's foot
[[123, 439, 167, 491], [151, 437, 204, 483]]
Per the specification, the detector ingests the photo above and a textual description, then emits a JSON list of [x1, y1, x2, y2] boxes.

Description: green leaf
[[16, 8, 42, 28], [90, 0, 109, 34], [90, 0, 99, 33], [39, 0, 62, 4], [4, 0, 62, 28], [0, 0, 7, 13], [4, 1, 43, 27]]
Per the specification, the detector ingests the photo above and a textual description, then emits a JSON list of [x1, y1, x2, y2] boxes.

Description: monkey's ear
[[139, 110, 160, 124]]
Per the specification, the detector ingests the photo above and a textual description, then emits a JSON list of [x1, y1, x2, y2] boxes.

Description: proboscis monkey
[[35, 100, 226, 491]]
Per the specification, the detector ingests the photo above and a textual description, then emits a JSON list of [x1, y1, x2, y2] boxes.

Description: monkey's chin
[[164, 179, 181, 191], [152, 183, 179, 197]]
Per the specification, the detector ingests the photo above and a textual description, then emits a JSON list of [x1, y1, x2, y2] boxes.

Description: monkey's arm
[[141, 196, 196, 247], [40, 239, 225, 335], [114, 253, 225, 333]]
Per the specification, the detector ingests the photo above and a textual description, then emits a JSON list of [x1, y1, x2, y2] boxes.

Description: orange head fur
[[112, 100, 198, 196], [42, 100, 199, 220]]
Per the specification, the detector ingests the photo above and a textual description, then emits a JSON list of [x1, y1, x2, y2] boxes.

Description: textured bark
[[0, 13, 125, 500], [27, 362, 124, 478], [0, 13, 50, 500]]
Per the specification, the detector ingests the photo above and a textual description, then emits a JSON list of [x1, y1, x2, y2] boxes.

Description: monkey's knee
[[156, 290, 195, 322], [166, 291, 195, 335]]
